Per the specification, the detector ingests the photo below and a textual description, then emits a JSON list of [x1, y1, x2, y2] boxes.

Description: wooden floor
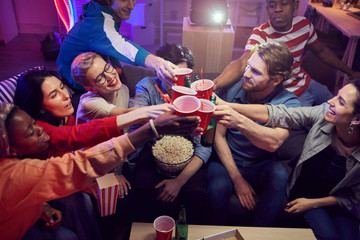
[[0, 34, 58, 80]]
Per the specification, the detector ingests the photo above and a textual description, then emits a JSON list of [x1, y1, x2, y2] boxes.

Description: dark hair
[[156, 43, 195, 69], [14, 69, 64, 126], [351, 78, 360, 115]]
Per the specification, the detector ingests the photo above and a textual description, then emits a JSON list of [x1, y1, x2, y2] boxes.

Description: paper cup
[[198, 99, 216, 134], [153, 215, 175, 240], [171, 85, 197, 103], [191, 79, 214, 100], [172, 95, 201, 116], [174, 68, 193, 86]]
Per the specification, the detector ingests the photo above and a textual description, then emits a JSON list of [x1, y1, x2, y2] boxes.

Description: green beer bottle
[[184, 75, 191, 88], [201, 95, 217, 147], [175, 205, 188, 240], [192, 75, 200, 82]]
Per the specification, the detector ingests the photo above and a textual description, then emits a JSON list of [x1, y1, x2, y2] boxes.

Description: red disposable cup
[[191, 79, 214, 100], [171, 85, 197, 103], [197, 99, 216, 134], [174, 68, 193, 86], [153, 215, 175, 240], [172, 95, 201, 116]]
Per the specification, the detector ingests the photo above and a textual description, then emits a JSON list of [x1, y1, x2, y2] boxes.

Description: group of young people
[[1, 0, 360, 240]]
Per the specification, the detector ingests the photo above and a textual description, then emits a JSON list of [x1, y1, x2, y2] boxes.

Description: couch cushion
[[0, 66, 46, 103], [121, 64, 157, 97]]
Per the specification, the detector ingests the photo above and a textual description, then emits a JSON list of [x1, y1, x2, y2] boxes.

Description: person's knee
[[266, 163, 288, 189], [207, 179, 232, 206], [55, 227, 79, 240]]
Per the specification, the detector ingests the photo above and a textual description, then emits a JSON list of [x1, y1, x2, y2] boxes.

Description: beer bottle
[[184, 75, 191, 88], [192, 75, 200, 82], [201, 95, 217, 147], [175, 205, 188, 240]]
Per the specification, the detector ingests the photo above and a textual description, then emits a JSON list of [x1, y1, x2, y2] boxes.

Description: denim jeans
[[299, 80, 334, 107], [304, 207, 360, 240], [206, 158, 288, 226]]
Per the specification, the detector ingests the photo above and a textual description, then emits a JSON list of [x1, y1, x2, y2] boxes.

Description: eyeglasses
[[94, 63, 115, 85]]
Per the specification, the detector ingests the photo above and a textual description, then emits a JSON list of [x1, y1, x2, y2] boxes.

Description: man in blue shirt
[[207, 42, 302, 226], [130, 44, 211, 223]]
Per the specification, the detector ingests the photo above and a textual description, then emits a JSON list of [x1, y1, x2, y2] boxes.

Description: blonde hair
[[256, 42, 293, 82], [71, 52, 102, 86]]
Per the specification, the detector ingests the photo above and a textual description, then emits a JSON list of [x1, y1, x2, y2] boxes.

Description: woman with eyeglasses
[[71, 52, 142, 123]]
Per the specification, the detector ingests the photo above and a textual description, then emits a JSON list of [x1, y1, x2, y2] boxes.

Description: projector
[[190, 0, 229, 26]]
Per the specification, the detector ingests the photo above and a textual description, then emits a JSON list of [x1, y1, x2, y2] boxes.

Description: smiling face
[[110, 0, 136, 21], [266, 0, 297, 32], [7, 108, 50, 157], [84, 56, 123, 94], [325, 83, 360, 126], [41, 76, 74, 118]]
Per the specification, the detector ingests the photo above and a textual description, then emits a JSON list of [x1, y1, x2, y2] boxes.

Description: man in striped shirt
[[213, 0, 360, 106]]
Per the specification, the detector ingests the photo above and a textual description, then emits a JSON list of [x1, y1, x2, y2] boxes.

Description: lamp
[[190, 0, 229, 26]]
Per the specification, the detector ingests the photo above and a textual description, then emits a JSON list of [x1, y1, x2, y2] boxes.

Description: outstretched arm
[[285, 196, 338, 214], [214, 105, 289, 152], [213, 52, 252, 91], [215, 96, 270, 123], [309, 42, 360, 79]]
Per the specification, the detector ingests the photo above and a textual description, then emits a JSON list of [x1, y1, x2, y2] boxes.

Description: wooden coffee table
[[129, 222, 316, 240]]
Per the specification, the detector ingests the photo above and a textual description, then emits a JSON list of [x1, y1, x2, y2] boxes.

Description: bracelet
[[149, 119, 160, 139]]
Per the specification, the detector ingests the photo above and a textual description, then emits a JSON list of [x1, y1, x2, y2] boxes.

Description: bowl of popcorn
[[152, 136, 194, 178]]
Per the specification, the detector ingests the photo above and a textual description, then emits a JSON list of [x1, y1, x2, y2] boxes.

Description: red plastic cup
[[191, 79, 214, 100], [197, 99, 216, 134], [172, 95, 201, 116], [174, 68, 193, 86], [153, 215, 175, 240], [171, 85, 197, 103]]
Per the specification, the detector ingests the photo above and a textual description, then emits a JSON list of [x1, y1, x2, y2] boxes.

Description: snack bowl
[[152, 136, 194, 178]]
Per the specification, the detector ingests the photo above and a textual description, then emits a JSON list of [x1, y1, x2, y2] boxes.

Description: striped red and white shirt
[[245, 16, 319, 97]]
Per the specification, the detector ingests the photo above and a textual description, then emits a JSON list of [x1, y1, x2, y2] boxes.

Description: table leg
[[335, 37, 358, 93]]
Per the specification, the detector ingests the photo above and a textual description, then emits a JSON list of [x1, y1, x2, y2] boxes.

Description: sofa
[[0, 64, 309, 228]]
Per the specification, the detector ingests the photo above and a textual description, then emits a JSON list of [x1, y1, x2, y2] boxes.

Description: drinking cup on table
[[172, 95, 201, 116], [171, 85, 197, 103], [197, 99, 216, 134], [191, 79, 214, 100], [153, 215, 175, 240], [174, 68, 193, 86]]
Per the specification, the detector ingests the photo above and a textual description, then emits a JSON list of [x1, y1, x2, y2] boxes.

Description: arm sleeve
[[333, 187, 360, 220], [244, 25, 268, 52], [132, 79, 152, 108], [89, 11, 150, 67], [265, 103, 327, 128], [306, 20, 319, 46], [192, 135, 212, 164], [0, 134, 135, 210], [37, 116, 121, 151]]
